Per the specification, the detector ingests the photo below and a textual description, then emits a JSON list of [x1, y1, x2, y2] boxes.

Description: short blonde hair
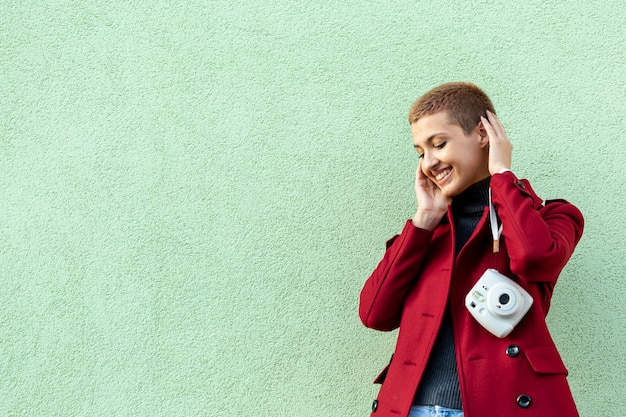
[[408, 82, 495, 135]]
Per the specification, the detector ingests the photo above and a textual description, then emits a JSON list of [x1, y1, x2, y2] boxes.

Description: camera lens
[[499, 294, 510, 305]]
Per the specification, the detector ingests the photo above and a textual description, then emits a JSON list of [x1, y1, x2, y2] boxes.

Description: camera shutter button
[[506, 345, 520, 357]]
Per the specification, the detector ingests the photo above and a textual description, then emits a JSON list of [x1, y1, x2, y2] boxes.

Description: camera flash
[[472, 291, 486, 302]]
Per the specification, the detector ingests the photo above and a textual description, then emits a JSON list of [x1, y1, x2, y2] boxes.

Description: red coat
[[359, 171, 584, 417]]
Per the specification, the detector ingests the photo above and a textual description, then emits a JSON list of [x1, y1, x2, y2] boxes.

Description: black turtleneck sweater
[[413, 177, 491, 409]]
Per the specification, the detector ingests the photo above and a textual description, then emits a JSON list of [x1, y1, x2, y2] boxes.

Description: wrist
[[412, 209, 445, 231]]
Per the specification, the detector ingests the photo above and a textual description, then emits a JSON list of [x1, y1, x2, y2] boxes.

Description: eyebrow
[[413, 132, 447, 148]]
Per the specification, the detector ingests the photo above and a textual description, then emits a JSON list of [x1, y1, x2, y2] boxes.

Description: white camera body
[[465, 268, 533, 338]]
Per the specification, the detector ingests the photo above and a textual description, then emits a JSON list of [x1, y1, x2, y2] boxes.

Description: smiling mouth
[[435, 168, 452, 183]]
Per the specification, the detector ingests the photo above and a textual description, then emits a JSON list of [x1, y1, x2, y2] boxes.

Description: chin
[[440, 184, 467, 199], [439, 185, 459, 198]]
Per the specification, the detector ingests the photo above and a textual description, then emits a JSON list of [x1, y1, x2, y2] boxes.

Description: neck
[[452, 177, 491, 215]]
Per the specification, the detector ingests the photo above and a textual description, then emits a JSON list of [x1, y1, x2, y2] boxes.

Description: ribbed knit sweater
[[413, 177, 491, 409]]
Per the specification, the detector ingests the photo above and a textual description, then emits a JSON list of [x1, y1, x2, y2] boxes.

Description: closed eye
[[414, 140, 445, 158]]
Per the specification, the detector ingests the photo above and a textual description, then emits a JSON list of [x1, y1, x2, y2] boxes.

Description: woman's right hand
[[412, 160, 450, 230]]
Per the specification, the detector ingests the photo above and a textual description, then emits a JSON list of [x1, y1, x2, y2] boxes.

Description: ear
[[475, 121, 489, 149]]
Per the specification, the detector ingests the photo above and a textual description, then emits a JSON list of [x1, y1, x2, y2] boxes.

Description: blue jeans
[[408, 405, 464, 417]]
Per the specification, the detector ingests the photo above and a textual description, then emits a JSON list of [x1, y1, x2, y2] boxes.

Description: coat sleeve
[[490, 171, 584, 284], [359, 220, 434, 331]]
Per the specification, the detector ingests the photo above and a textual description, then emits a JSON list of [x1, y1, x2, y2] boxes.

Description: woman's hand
[[412, 160, 451, 230], [481, 110, 513, 175]]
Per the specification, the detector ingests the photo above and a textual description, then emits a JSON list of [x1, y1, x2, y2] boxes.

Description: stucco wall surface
[[1, 1, 624, 416]]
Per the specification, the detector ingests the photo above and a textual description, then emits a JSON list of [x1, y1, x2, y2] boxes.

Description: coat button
[[506, 345, 520, 357], [372, 400, 379, 412], [517, 394, 531, 408]]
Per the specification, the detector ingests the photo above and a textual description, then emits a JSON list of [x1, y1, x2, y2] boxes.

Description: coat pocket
[[524, 345, 569, 375]]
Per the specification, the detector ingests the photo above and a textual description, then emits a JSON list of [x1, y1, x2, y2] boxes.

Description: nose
[[421, 151, 439, 172]]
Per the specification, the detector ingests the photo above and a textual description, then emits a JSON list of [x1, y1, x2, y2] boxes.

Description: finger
[[487, 110, 507, 138], [416, 159, 423, 179], [417, 159, 429, 179], [416, 161, 426, 186], [485, 111, 504, 138], [480, 116, 498, 141]]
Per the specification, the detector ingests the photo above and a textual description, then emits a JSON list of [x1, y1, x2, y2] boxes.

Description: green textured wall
[[1, 1, 624, 416]]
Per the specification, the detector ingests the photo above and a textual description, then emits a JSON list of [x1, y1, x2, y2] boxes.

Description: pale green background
[[1, 1, 624, 416]]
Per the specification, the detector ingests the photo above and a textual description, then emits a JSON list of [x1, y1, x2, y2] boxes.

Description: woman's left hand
[[481, 110, 513, 175]]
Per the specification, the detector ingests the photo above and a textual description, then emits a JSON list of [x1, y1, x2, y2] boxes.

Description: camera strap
[[488, 188, 503, 253]]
